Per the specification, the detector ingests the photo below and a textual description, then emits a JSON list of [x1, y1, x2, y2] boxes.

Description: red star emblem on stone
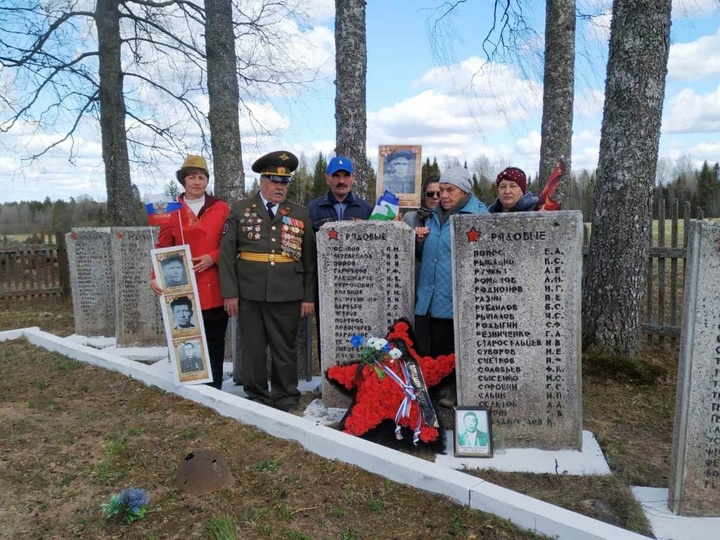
[[70, 233, 77, 240], [466, 227, 480, 242], [326, 320, 455, 444], [116, 232, 124, 239], [328, 228, 339, 240]]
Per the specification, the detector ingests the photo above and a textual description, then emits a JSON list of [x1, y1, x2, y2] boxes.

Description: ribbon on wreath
[[374, 359, 424, 444]]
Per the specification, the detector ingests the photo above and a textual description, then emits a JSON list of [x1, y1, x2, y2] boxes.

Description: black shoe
[[277, 404, 298, 413]]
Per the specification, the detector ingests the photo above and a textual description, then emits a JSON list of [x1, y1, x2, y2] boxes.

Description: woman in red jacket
[[151, 155, 230, 389]]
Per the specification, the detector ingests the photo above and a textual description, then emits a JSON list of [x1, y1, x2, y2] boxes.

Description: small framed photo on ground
[[453, 407, 493, 458]]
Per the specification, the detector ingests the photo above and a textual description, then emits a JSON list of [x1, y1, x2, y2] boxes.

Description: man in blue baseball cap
[[306, 155, 372, 360], [307, 155, 372, 231]]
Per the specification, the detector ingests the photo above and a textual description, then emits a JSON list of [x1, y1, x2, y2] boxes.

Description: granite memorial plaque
[[452, 211, 583, 450], [112, 228, 165, 347], [669, 220, 720, 516], [66, 228, 115, 337], [318, 221, 415, 407]]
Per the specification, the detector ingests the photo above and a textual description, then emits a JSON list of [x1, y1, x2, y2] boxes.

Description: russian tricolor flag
[[145, 199, 182, 226]]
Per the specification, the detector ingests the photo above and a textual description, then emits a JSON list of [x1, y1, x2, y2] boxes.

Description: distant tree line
[[3, 157, 716, 242]]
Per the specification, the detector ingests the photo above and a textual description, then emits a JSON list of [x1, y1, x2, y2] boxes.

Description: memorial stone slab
[[66, 228, 115, 337], [452, 211, 583, 450], [318, 221, 415, 407], [669, 220, 720, 516], [112, 227, 165, 347]]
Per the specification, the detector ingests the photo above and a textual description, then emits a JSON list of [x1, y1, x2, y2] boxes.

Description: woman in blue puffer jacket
[[414, 167, 489, 358]]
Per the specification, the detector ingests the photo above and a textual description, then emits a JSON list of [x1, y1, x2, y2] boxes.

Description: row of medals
[[240, 215, 263, 240], [281, 221, 303, 260]]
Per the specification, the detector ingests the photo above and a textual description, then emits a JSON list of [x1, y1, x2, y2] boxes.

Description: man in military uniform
[[219, 150, 316, 412], [383, 149, 417, 194]]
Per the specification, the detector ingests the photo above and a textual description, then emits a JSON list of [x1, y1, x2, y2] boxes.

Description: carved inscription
[[707, 323, 720, 490], [67, 228, 115, 337], [670, 221, 720, 516], [318, 222, 414, 407], [454, 212, 582, 450]]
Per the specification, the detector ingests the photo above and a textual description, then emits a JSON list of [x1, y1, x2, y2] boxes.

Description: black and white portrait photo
[[377, 145, 422, 207], [160, 253, 189, 289], [178, 341, 204, 374], [168, 295, 196, 331]]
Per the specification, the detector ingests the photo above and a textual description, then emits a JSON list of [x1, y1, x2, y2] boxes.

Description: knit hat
[[440, 167, 473, 194], [496, 167, 527, 194]]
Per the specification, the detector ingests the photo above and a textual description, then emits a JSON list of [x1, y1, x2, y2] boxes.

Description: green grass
[[206, 516, 239, 540]]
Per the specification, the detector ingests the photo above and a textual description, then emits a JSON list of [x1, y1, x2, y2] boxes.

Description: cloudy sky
[[1, 0, 719, 202]]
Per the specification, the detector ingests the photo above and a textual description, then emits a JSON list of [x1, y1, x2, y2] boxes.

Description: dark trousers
[[413, 315, 432, 357], [428, 317, 455, 357], [202, 307, 229, 390], [427, 316, 456, 402], [239, 299, 301, 409]]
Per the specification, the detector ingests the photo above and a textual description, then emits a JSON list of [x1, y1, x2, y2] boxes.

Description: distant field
[[584, 218, 720, 246]]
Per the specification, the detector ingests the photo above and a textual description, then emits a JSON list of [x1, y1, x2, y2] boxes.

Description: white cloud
[[369, 58, 542, 150], [673, 0, 720, 18], [668, 28, 720, 80], [663, 85, 720, 133]]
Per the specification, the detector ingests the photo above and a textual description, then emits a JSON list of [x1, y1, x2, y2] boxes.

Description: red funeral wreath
[[326, 320, 455, 444]]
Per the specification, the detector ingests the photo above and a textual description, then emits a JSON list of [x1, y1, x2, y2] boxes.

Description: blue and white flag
[[369, 190, 400, 221]]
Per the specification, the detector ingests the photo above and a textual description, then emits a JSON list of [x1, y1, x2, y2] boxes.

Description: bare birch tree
[[205, 0, 243, 200], [334, 0, 372, 201], [582, 0, 672, 355], [538, 0, 575, 183]]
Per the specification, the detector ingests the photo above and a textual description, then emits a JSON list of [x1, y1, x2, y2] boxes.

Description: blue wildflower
[[101, 486, 150, 524], [350, 334, 364, 348], [118, 486, 150, 509]]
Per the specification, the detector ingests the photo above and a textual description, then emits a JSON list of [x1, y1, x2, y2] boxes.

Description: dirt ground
[[0, 297, 677, 539]]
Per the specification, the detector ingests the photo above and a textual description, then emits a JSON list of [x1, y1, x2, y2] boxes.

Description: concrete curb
[[1, 328, 651, 540]]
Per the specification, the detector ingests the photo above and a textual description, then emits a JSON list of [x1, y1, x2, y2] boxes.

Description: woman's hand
[[415, 226, 430, 242], [192, 254, 215, 273]]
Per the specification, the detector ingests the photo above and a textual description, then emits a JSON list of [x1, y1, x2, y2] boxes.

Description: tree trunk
[[205, 0, 244, 202], [334, 0, 371, 202], [539, 0, 575, 183], [96, 0, 135, 225], [582, 0, 671, 355]]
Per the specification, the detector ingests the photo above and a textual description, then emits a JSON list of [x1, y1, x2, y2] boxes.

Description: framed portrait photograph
[[377, 144, 422, 207], [153, 247, 192, 292], [172, 338, 211, 384], [453, 407, 493, 458], [165, 293, 200, 334], [151, 244, 212, 386]]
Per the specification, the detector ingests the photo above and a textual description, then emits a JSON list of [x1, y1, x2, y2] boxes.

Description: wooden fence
[[582, 199, 703, 347], [0, 233, 70, 299]]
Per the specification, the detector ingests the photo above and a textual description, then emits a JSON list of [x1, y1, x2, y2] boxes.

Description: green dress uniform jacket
[[219, 193, 316, 303], [218, 192, 316, 410]]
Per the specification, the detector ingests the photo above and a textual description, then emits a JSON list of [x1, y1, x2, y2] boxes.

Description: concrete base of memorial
[[2, 326, 651, 540], [436, 430, 611, 475], [631, 487, 720, 540]]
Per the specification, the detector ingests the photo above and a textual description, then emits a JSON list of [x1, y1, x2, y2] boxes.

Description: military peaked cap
[[252, 151, 298, 183]]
